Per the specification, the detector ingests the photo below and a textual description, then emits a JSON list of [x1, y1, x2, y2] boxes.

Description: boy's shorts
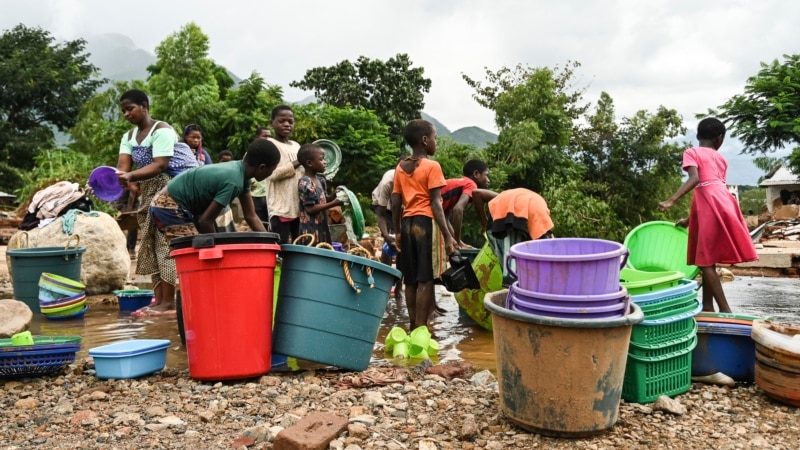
[[150, 188, 199, 243], [399, 215, 448, 285]]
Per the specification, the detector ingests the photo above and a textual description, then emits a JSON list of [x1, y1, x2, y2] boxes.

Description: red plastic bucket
[[171, 242, 280, 380], [508, 238, 628, 295]]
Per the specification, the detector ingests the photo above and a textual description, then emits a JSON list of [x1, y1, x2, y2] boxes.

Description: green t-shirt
[[167, 160, 250, 216]]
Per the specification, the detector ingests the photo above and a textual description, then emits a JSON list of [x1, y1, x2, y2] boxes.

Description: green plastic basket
[[622, 335, 697, 403], [0, 335, 82, 349], [631, 316, 698, 346], [627, 325, 697, 358], [620, 268, 684, 295], [624, 221, 700, 280], [639, 291, 698, 317]]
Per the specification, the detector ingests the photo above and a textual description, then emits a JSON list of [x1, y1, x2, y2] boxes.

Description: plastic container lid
[[89, 339, 171, 358], [620, 268, 684, 294], [313, 139, 342, 180], [340, 187, 364, 238], [169, 232, 280, 250], [88, 166, 124, 201], [696, 312, 770, 322]]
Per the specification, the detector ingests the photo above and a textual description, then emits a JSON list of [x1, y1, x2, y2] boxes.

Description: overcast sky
[[3, 0, 799, 182]]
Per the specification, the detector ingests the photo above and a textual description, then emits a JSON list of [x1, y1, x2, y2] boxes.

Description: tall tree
[[217, 72, 283, 158], [147, 22, 223, 147], [290, 53, 431, 143], [0, 24, 104, 191], [292, 103, 398, 196], [70, 80, 148, 165], [712, 54, 800, 172], [463, 63, 584, 191]]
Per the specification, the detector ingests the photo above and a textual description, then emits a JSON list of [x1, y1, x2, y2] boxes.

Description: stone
[[469, 370, 496, 387], [0, 300, 32, 337], [363, 391, 385, 407], [347, 423, 370, 439], [14, 397, 39, 409], [158, 415, 185, 426], [242, 424, 271, 443], [7, 212, 129, 295], [70, 410, 98, 426], [652, 395, 687, 416], [274, 412, 348, 450]]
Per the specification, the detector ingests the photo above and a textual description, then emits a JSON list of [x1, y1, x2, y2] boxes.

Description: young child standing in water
[[391, 119, 457, 330], [296, 143, 344, 244], [659, 117, 758, 313]]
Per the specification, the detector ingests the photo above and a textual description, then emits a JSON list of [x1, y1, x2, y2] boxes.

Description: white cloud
[[2, 0, 799, 142]]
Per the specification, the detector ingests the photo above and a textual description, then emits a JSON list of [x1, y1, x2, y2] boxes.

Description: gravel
[[1, 360, 798, 450]]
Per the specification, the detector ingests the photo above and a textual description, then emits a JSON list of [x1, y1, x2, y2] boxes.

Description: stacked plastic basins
[[506, 238, 630, 319], [621, 221, 702, 403]]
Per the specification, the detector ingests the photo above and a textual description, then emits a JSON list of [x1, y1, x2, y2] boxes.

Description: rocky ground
[[1, 359, 799, 450], [2, 248, 800, 449]]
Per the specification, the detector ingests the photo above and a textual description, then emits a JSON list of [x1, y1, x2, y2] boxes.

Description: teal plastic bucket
[[273, 244, 401, 371], [8, 246, 86, 314]]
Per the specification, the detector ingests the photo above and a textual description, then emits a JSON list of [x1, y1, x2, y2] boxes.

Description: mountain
[[85, 33, 156, 82], [421, 112, 451, 136], [451, 126, 497, 149]]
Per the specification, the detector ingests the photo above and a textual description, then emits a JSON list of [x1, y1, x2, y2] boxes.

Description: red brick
[[273, 412, 348, 450]]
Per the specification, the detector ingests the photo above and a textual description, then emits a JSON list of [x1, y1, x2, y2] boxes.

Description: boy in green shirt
[[150, 139, 280, 240]]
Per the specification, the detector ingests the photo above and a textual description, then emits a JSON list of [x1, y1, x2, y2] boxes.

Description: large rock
[[6, 212, 130, 294], [0, 299, 33, 337]]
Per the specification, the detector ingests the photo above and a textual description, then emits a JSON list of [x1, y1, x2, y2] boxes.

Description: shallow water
[[25, 277, 800, 374]]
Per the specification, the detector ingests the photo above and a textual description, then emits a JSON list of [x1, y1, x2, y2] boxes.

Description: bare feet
[[131, 306, 177, 317]]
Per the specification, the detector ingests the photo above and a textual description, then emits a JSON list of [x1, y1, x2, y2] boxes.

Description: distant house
[[759, 165, 800, 213]]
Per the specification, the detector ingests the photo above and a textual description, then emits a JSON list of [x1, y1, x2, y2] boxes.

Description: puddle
[[21, 277, 800, 374]]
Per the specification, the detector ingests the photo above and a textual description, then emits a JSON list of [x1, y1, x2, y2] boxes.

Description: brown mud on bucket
[[484, 290, 643, 437]]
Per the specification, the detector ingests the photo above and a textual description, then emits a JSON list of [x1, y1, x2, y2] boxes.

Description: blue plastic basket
[[0, 344, 81, 378], [631, 279, 699, 306]]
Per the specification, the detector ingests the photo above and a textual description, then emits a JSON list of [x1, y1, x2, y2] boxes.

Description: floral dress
[[298, 175, 331, 244]]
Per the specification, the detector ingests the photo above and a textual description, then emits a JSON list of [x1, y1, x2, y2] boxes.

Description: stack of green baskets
[[621, 276, 702, 403]]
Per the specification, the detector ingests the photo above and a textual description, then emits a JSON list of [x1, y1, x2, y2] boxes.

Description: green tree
[[217, 72, 283, 158], [573, 93, 687, 225], [711, 54, 800, 172], [0, 24, 105, 191], [290, 54, 432, 143], [739, 187, 766, 215], [463, 63, 585, 191], [292, 103, 398, 196], [70, 80, 148, 164], [147, 22, 224, 148]]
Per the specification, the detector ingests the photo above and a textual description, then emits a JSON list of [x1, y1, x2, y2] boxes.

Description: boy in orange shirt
[[391, 119, 457, 330]]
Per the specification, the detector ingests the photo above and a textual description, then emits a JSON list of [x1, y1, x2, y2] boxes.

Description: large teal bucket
[[8, 243, 86, 314], [273, 244, 401, 371]]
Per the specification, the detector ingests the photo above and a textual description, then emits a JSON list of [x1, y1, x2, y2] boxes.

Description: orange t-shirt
[[392, 158, 446, 218]]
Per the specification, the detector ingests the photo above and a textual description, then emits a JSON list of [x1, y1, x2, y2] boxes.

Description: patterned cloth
[[135, 173, 177, 286], [150, 188, 199, 242], [298, 175, 331, 244]]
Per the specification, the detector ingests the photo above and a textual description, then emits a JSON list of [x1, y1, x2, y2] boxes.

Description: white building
[[759, 166, 800, 213]]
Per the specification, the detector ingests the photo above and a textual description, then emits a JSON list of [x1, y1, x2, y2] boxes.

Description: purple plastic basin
[[510, 300, 629, 319], [509, 282, 628, 308], [89, 166, 123, 202], [510, 291, 628, 313], [508, 238, 628, 296]]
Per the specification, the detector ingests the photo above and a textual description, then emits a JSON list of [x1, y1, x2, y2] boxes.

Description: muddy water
[[24, 277, 800, 374]]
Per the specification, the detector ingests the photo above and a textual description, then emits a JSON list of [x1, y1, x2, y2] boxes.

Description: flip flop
[[130, 307, 177, 317]]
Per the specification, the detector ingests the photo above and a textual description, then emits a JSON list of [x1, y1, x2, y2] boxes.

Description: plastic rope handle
[[65, 234, 81, 251], [292, 233, 316, 246], [341, 260, 361, 294], [619, 248, 630, 269], [12, 231, 29, 249]]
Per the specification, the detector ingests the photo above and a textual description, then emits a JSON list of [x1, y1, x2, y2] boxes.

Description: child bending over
[[150, 139, 280, 241], [440, 159, 498, 247]]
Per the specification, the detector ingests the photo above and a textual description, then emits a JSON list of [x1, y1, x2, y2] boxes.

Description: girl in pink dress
[[659, 117, 758, 313]]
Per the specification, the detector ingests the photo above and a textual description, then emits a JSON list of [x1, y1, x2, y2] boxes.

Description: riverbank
[[1, 361, 799, 449]]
